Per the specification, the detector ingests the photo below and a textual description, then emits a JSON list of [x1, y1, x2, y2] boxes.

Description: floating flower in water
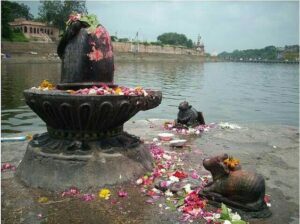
[[37, 197, 49, 203], [81, 193, 96, 202], [163, 121, 215, 136], [99, 188, 111, 200], [219, 122, 241, 130], [223, 157, 240, 170], [118, 190, 128, 198]]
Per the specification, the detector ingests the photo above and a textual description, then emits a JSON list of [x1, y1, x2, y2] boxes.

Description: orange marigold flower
[[223, 157, 240, 169], [39, 80, 55, 90]]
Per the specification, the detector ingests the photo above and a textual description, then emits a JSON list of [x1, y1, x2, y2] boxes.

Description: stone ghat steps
[[2, 41, 58, 56]]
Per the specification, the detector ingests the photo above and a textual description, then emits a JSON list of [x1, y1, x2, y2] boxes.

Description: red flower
[[105, 50, 113, 59], [94, 26, 105, 38], [87, 46, 103, 61], [173, 171, 188, 179]]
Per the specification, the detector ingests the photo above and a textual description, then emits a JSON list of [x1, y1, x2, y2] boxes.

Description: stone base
[[16, 142, 153, 191]]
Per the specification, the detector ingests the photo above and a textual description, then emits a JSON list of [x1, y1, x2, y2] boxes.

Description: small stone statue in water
[[175, 101, 205, 127]]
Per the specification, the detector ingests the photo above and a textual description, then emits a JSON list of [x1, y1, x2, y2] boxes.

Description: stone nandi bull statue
[[175, 101, 205, 127], [199, 154, 271, 218]]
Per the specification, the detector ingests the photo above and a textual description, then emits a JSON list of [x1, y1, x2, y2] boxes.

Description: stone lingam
[[16, 14, 162, 190], [199, 154, 272, 218]]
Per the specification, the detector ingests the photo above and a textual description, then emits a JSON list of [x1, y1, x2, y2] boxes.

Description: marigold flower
[[223, 157, 240, 170], [99, 188, 111, 200], [39, 80, 55, 90]]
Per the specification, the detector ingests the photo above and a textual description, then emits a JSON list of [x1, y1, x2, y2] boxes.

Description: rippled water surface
[[1, 61, 299, 135]]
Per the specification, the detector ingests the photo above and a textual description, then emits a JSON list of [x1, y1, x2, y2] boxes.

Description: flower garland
[[66, 12, 99, 33]]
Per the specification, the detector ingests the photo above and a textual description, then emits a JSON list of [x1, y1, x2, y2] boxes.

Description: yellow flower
[[98, 188, 111, 200], [38, 197, 49, 203], [223, 157, 240, 170], [66, 90, 76, 94], [39, 80, 55, 90], [114, 87, 123, 95]]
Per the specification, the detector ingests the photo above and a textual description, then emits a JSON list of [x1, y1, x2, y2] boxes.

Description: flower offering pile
[[73, 85, 149, 96], [135, 140, 222, 222], [164, 121, 216, 136], [30, 80, 150, 97]]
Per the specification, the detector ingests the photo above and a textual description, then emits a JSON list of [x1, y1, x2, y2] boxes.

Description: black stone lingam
[[16, 19, 162, 190]]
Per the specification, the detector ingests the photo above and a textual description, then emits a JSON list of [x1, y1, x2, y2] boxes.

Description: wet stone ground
[[1, 119, 299, 224]]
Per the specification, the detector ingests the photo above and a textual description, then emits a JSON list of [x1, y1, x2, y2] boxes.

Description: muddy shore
[[1, 119, 299, 224]]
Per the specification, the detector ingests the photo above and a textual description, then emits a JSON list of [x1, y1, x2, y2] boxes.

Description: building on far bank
[[8, 18, 59, 42], [195, 35, 205, 56]]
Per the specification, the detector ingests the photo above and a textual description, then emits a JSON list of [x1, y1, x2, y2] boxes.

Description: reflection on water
[[1, 61, 299, 135]]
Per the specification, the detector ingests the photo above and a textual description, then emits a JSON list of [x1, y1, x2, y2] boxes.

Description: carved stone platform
[[16, 141, 153, 191]]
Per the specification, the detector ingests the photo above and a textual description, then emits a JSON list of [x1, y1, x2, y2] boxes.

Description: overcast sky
[[21, 1, 299, 54]]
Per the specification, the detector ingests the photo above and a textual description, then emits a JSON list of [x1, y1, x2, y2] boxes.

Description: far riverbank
[[1, 41, 207, 63]]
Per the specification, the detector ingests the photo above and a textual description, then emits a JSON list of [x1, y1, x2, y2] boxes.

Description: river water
[[1, 61, 299, 135]]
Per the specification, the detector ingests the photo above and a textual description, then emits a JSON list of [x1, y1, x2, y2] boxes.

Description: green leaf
[[165, 200, 177, 211], [177, 198, 185, 207], [232, 220, 247, 224], [220, 203, 231, 220]]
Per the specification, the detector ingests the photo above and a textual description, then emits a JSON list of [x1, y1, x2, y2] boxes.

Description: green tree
[[157, 32, 194, 48], [1, 1, 33, 39], [38, 0, 87, 31]]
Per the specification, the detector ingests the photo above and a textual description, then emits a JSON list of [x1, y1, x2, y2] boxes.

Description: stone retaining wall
[[2, 41, 204, 57]]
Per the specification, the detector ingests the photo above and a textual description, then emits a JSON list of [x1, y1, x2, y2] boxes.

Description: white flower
[[151, 188, 161, 193], [160, 169, 166, 173], [136, 178, 143, 185], [152, 138, 159, 142], [163, 154, 172, 160], [231, 212, 241, 221], [88, 89, 97, 95], [224, 220, 232, 224], [213, 213, 221, 219], [169, 176, 179, 183], [165, 189, 173, 197], [183, 184, 192, 193], [142, 90, 148, 96]]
